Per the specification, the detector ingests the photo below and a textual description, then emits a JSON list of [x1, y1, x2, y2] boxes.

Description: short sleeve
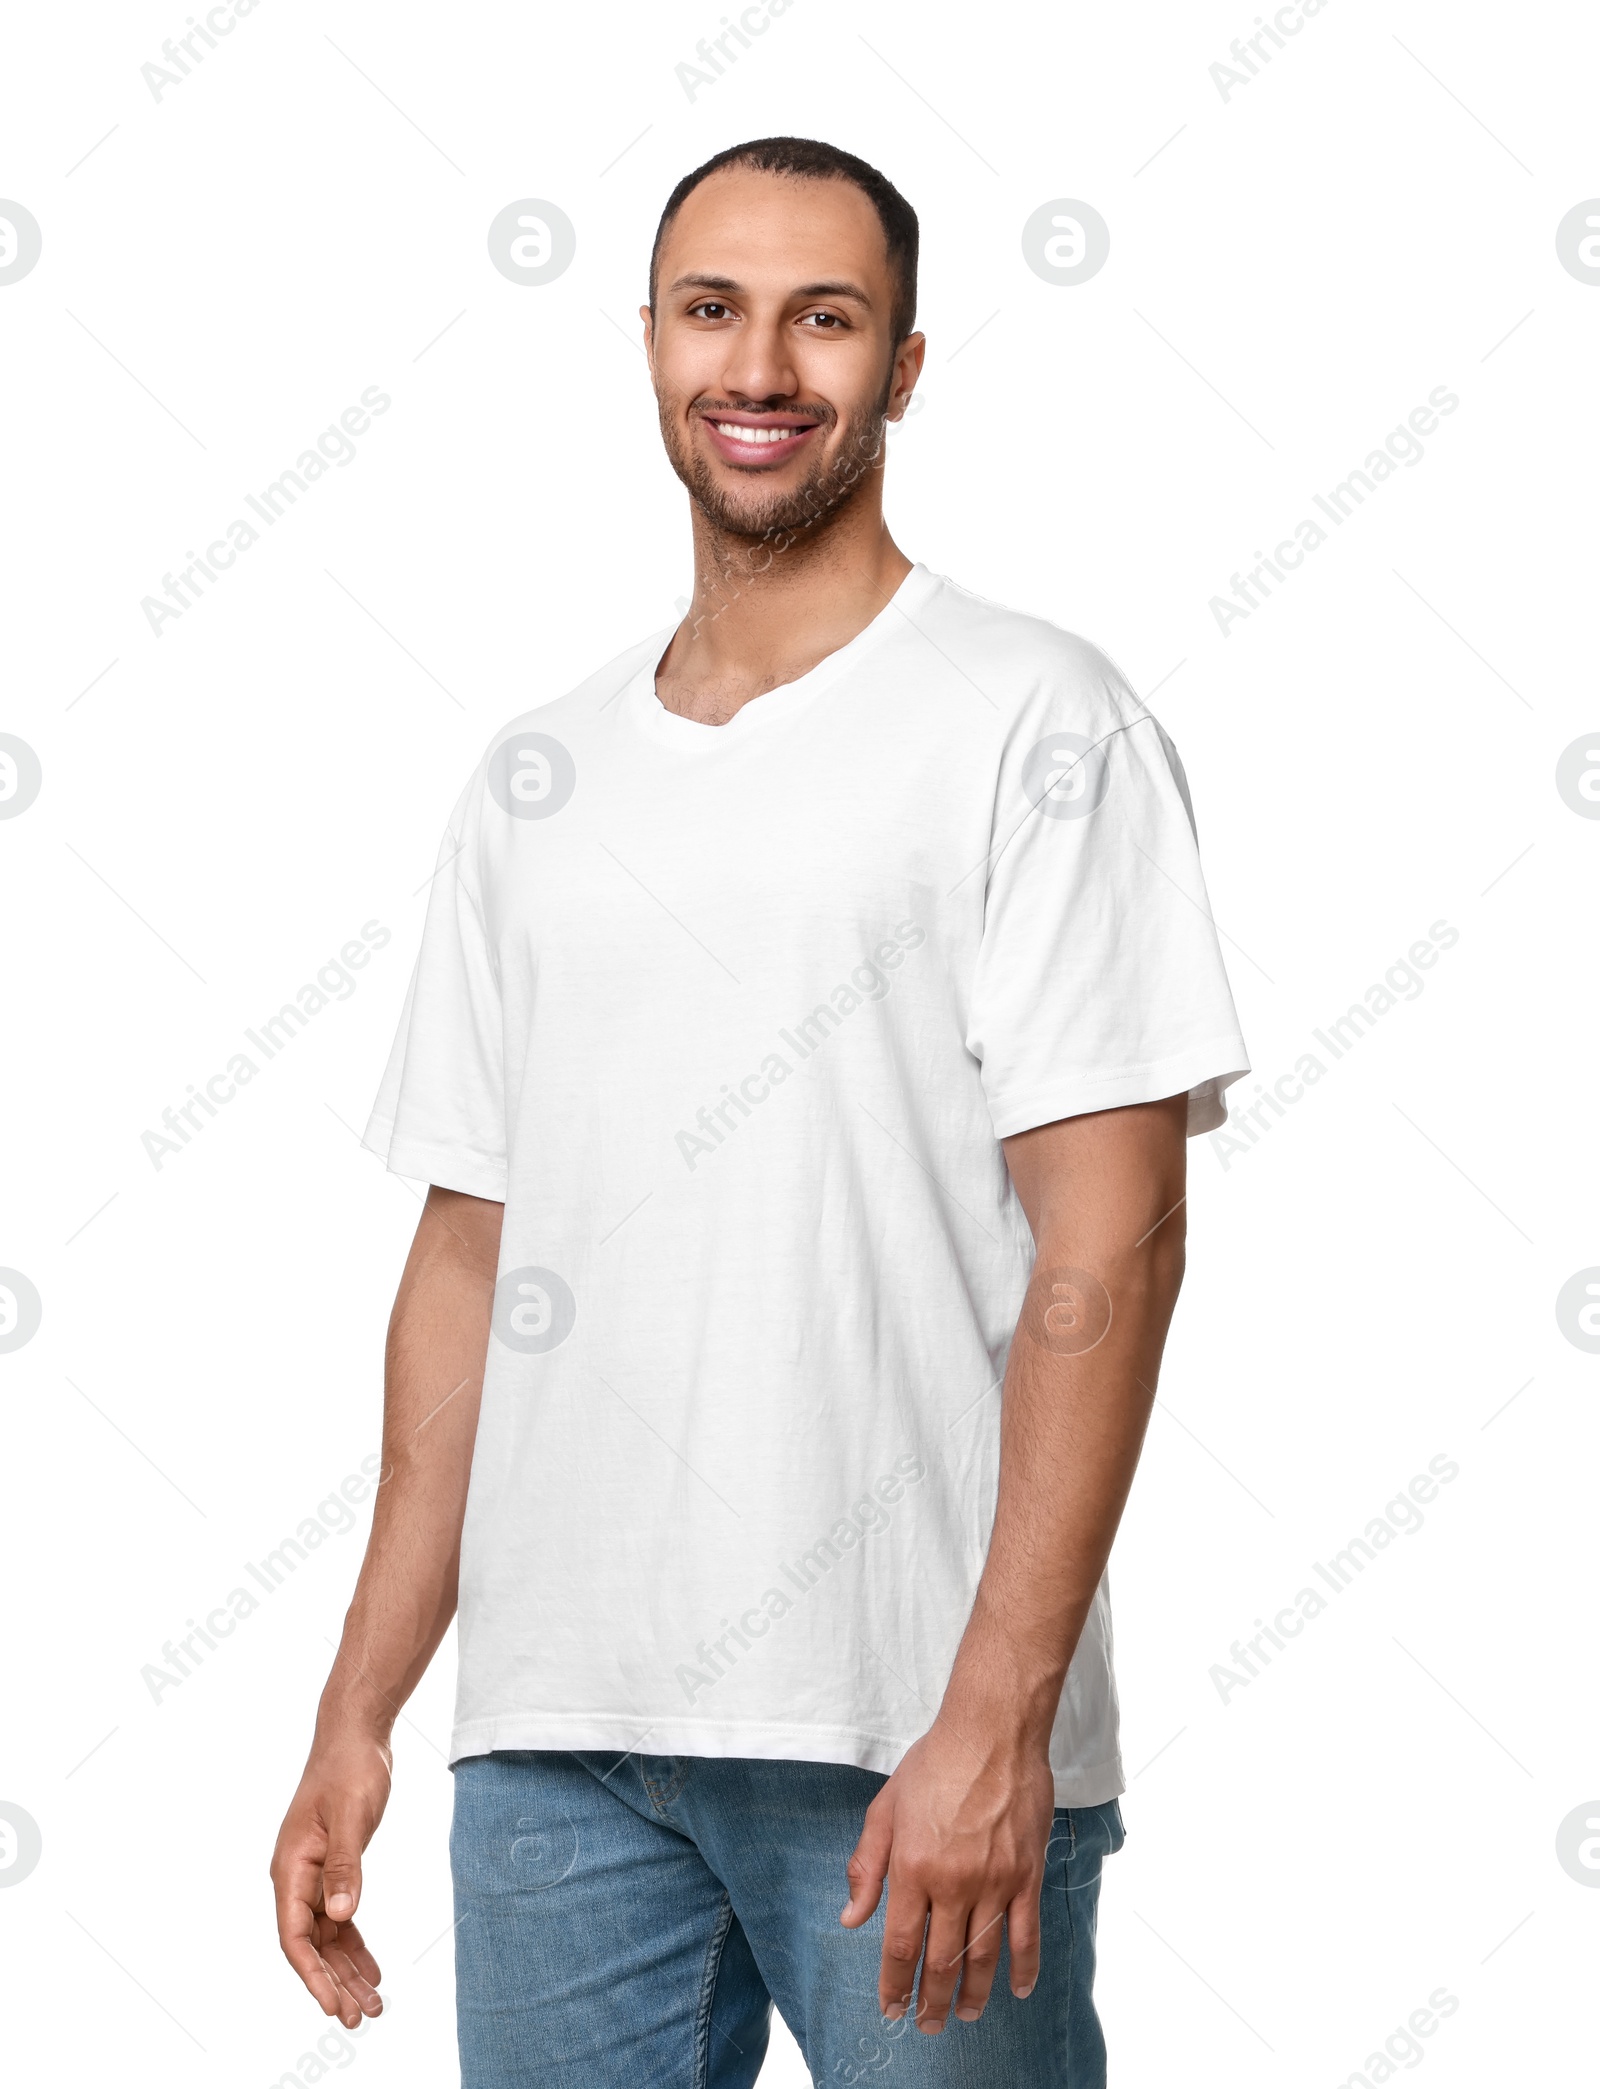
[[968, 698, 1250, 1140], [362, 792, 508, 1201]]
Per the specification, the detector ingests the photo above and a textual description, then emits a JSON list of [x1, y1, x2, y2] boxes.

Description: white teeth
[[714, 421, 802, 445]]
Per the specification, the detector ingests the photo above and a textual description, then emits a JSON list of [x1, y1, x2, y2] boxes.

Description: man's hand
[[840, 1715, 1056, 2031], [271, 1728, 393, 2029], [268, 1185, 500, 2026], [839, 1097, 1188, 2033]]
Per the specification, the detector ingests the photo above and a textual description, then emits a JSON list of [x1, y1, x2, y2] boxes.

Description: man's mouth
[[700, 412, 821, 465]]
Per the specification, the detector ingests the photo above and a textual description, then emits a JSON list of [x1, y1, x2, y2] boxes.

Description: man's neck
[[654, 506, 913, 727]]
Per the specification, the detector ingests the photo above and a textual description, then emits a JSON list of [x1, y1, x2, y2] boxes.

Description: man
[[272, 136, 1248, 2086]]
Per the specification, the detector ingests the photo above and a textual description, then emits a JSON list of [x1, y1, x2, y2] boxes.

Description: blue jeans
[[451, 1751, 1125, 2087]]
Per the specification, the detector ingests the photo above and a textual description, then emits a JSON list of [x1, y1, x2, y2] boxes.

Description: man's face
[[644, 168, 919, 546]]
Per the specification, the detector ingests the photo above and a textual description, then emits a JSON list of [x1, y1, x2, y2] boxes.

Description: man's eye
[[800, 311, 846, 329], [690, 301, 732, 320]]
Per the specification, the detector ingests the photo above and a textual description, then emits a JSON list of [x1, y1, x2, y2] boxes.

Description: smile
[[713, 421, 808, 445], [701, 416, 820, 463]]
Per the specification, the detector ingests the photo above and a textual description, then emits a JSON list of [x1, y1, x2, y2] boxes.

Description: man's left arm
[[840, 1092, 1190, 2031]]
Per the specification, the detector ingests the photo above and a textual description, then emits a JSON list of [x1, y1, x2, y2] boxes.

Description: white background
[[3, 0, 1597, 2083]]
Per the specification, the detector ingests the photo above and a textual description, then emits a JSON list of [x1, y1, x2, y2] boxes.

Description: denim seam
[[1061, 1809, 1083, 2075], [692, 1889, 737, 2089], [642, 1759, 691, 1814]]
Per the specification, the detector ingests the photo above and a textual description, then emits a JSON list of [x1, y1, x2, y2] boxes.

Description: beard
[[656, 373, 894, 550]]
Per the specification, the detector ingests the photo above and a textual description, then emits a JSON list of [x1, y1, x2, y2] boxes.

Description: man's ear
[[887, 332, 927, 422], [639, 305, 655, 374]]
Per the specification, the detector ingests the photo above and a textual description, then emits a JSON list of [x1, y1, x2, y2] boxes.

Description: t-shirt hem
[[362, 1117, 508, 1203], [446, 1712, 1125, 1809], [987, 1037, 1251, 1141]]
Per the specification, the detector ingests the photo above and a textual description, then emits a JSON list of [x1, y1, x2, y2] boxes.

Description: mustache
[[694, 400, 832, 425]]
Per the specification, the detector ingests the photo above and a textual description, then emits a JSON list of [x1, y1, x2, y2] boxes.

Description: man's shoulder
[[480, 626, 670, 753], [433, 627, 667, 845], [914, 571, 1150, 738]]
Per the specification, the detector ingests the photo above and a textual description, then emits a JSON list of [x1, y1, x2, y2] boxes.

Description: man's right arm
[[270, 1184, 503, 2030]]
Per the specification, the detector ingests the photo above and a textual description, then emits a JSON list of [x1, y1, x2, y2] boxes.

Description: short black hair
[[650, 136, 919, 348]]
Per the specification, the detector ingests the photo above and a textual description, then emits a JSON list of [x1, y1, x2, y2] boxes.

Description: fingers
[[1006, 1885, 1041, 2001], [317, 1951, 374, 2027], [320, 1812, 365, 1924], [951, 1905, 1007, 2023], [889, 1890, 1038, 2031], [279, 1925, 349, 2021], [840, 1802, 893, 1929], [874, 1878, 1045, 2031], [275, 1878, 354, 2024], [877, 1875, 929, 2022], [320, 1919, 384, 2020], [912, 1901, 970, 2033], [321, 1917, 382, 1992], [272, 1807, 382, 2030]]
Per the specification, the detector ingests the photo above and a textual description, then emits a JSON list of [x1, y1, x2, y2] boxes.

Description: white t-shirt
[[364, 564, 1248, 1804]]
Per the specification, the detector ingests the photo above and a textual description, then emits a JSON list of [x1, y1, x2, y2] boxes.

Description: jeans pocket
[[1105, 1797, 1126, 1857], [1045, 1807, 1077, 1872]]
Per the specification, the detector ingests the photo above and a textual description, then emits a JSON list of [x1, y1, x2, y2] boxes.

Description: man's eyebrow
[[666, 272, 875, 307], [792, 279, 874, 307]]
